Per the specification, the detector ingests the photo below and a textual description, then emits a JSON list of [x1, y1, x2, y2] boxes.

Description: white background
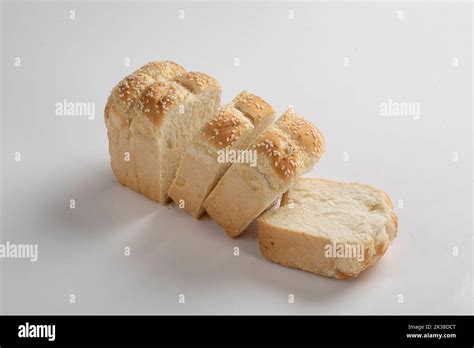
[[1, 1, 472, 314]]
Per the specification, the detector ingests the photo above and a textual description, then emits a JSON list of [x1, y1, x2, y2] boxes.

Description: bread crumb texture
[[258, 178, 398, 279]]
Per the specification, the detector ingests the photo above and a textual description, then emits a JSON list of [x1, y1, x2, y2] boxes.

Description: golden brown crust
[[250, 107, 324, 182], [168, 91, 275, 221], [104, 60, 222, 205], [232, 90, 275, 124], [108, 62, 221, 129], [254, 130, 299, 180], [174, 71, 221, 94], [135, 61, 187, 81], [137, 81, 183, 127], [110, 72, 155, 114], [201, 110, 246, 149], [334, 270, 354, 280], [278, 107, 325, 158], [104, 97, 113, 121], [375, 240, 388, 256], [199, 91, 275, 150], [382, 191, 399, 239]]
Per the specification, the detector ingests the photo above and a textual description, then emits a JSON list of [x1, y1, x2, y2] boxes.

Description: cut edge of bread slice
[[104, 61, 221, 204], [257, 178, 398, 279], [203, 107, 325, 238], [168, 90, 276, 218]]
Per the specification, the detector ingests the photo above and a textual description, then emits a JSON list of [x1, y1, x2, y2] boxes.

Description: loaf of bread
[[203, 107, 325, 237], [258, 178, 398, 279], [104, 61, 221, 203], [168, 91, 276, 218]]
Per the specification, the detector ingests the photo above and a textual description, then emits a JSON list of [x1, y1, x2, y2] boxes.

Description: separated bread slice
[[168, 91, 276, 218], [104, 61, 221, 204], [203, 107, 325, 237], [258, 178, 398, 279]]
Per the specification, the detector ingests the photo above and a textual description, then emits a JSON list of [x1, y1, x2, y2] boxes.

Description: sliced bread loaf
[[168, 91, 276, 218], [104, 61, 221, 204], [203, 107, 325, 237], [258, 178, 398, 279]]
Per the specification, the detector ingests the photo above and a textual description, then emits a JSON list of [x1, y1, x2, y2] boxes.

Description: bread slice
[[203, 107, 325, 237], [168, 91, 276, 218], [258, 178, 398, 279], [104, 61, 221, 204]]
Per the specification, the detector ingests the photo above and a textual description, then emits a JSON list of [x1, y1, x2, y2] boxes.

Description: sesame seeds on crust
[[137, 81, 182, 127], [252, 108, 325, 181], [201, 110, 246, 149], [135, 61, 187, 81], [278, 107, 325, 158], [233, 90, 275, 124], [108, 61, 222, 127], [253, 129, 300, 180], [112, 72, 155, 111], [174, 71, 221, 94]]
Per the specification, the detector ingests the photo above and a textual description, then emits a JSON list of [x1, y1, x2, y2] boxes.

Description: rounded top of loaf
[[106, 61, 221, 127], [175, 72, 221, 94], [278, 107, 325, 158], [200, 91, 274, 150], [254, 129, 299, 179], [232, 90, 275, 124], [138, 81, 183, 126], [253, 107, 325, 181], [134, 61, 187, 80], [201, 110, 247, 148], [108, 72, 155, 114]]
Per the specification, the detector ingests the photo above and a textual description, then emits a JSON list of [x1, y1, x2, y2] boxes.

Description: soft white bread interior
[[104, 61, 221, 204], [258, 178, 398, 279], [203, 107, 325, 237], [168, 91, 276, 218]]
